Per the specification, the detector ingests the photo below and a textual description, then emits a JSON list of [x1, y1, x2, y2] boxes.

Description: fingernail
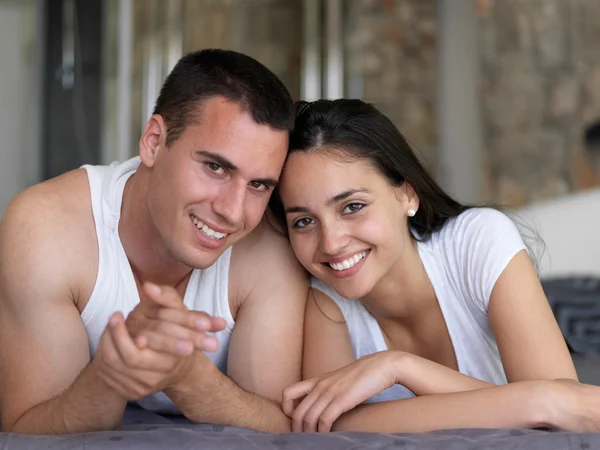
[[109, 314, 119, 327], [203, 336, 218, 352], [145, 282, 161, 296], [195, 318, 210, 331], [177, 341, 193, 354]]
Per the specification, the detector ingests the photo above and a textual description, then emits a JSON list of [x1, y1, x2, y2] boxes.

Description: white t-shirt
[[311, 208, 527, 403]]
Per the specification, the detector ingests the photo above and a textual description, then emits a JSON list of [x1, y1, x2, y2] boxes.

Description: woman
[[272, 99, 600, 433]]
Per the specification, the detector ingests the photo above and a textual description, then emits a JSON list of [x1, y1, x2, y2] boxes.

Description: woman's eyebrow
[[326, 188, 369, 206], [285, 188, 369, 214]]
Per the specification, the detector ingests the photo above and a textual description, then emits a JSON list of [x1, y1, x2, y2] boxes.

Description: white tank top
[[81, 157, 235, 414], [311, 208, 527, 403]]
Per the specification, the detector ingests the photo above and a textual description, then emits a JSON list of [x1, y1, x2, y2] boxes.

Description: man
[[0, 49, 308, 434]]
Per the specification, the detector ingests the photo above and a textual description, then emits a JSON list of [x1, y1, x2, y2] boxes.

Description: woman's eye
[[207, 162, 224, 174], [292, 217, 314, 229], [343, 203, 364, 214]]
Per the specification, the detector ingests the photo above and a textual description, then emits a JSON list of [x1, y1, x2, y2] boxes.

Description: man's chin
[[186, 254, 224, 270], [173, 247, 226, 270]]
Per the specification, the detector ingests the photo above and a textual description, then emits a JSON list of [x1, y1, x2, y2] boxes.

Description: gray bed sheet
[[1, 405, 599, 449]]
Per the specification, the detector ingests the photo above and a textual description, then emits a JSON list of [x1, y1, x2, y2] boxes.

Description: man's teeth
[[329, 252, 367, 271], [192, 216, 227, 240]]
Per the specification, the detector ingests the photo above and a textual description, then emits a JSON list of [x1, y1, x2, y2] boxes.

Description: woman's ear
[[139, 115, 166, 168], [395, 182, 420, 216]]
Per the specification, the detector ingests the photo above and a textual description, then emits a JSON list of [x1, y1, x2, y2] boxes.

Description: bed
[[1, 405, 599, 450]]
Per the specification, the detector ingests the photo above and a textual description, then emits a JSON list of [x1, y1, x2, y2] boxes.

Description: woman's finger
[[303, 394, 335, 433], [317, 400, 345, 433], [282, 379, 318, 417], [291, 389, 323, 432]]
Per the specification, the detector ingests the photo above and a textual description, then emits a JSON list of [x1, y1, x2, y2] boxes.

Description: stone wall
[[479, 0, 600, 206], [128, 0, 302, 153], [182, 0, 302, 100], [121, 0, 600, 208], [345, 0, 439, 173]]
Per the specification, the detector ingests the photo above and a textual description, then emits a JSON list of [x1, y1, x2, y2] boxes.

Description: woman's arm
[[301, 288, 356, 380], [488, 250, 577, 381], [288, 347, 600, 433], [333, 378, 600, 433], [334, 381, 547, 433], [303, 289, 492, 394], [396, 351, 493, 394]]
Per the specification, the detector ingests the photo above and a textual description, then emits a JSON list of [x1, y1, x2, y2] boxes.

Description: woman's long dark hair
[[269, 99, 470, 240]]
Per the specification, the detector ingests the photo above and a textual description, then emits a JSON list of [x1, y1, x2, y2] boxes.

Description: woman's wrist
[[519, 380, 557, 429], [387, 350, 411, 385]]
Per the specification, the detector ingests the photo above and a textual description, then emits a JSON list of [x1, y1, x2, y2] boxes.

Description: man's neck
[[118, 171, 192, 288]]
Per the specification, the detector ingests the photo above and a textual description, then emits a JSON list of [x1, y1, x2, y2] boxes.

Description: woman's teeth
[[329, 251, 367, 271], [192, 216, 227, 240]]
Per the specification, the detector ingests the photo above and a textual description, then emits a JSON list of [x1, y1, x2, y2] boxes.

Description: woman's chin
[[330, 279, 372, 300]]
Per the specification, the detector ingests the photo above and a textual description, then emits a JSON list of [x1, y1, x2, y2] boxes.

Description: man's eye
[[249, 181, 268, 191], [207, 162, 224, 174]]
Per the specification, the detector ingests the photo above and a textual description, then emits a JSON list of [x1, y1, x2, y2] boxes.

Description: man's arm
[[0, 184, 127, 434], [165, 220, 308, 432]]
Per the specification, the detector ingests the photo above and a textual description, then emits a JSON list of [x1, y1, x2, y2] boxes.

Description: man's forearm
[[165, 357, 291, 433], [6, 360, 127, 435]]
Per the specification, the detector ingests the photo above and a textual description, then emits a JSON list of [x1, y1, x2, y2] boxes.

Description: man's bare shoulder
[[229, 217, 308, 307], [0, 169, 98, 307], [232, 217, 300, 271]]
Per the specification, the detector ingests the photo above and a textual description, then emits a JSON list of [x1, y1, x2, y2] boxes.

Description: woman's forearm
[[334, 380, 547, 433], [393, 351, 493, 396]]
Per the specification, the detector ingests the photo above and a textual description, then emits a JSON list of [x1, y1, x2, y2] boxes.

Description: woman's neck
[[361, 238, 437, 321]]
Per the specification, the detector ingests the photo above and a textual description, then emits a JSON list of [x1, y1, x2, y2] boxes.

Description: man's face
[[144, 96, 289, 269]]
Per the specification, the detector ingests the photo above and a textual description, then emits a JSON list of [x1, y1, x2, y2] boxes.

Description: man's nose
[[213, 181, 246, 227]]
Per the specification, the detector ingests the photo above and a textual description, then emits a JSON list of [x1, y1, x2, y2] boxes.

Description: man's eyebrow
[[196, 150, 278, 187], [196, 150, 238, 171], [285, 188, 369, 214]]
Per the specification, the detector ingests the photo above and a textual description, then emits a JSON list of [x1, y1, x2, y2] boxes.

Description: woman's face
[[278, 149, 418, 299]]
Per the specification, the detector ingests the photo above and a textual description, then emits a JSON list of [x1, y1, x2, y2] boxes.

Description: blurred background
[[1, 0, 600, 366]]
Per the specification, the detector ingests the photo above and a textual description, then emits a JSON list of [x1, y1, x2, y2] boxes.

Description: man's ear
[[139, 115, 166, 168]]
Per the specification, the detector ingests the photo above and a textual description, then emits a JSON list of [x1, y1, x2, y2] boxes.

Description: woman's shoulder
[[424, 207, 525, 269], [432, 207, 518, 245], [445, 207, 513, 233]]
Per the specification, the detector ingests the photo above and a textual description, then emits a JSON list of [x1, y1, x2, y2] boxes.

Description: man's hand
[[94, 311, 196, 401], [94, 283, 227, 402], [126, 282, 227, 356]]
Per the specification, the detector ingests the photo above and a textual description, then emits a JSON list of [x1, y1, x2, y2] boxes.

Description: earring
[[408, 208, 416, 217]]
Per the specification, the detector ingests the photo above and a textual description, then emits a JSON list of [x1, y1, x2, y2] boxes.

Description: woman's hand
[[543, 379, 600, 432], [282, 351, 402, 432]]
